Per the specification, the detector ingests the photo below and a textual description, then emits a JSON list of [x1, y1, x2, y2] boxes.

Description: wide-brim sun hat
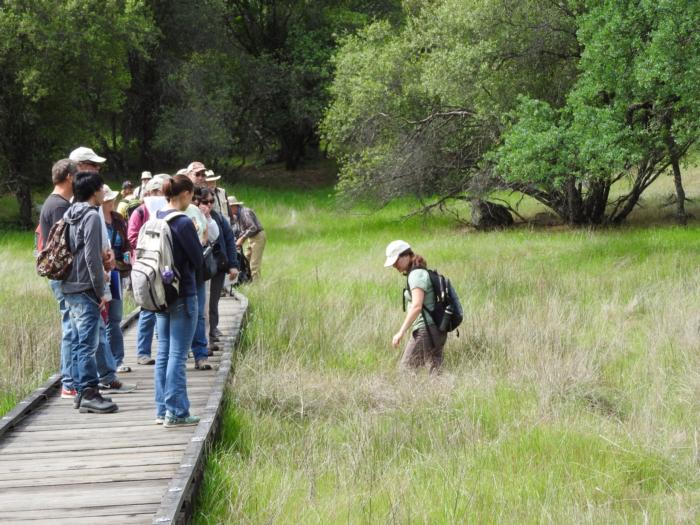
[[205, 169, 221, 182], [141, 171, 153, 180], [69, 146, 106, 164], [384, 239, 411, 267], [102, 184, 118, 202], [227, 195, 244, 206]]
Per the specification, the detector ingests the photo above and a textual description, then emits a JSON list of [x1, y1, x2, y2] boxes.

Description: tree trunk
[[16, 179, 33, 230], [670, 151, 687, 225]]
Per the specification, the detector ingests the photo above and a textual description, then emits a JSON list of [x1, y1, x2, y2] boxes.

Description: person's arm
[[392, 287, 425, 348], [83, 212, 106, 301], [177, 217, 205, 270], [220, 214, 239, 271]]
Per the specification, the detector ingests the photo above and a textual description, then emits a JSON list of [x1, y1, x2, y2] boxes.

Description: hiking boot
[[137, 356, 155, 365], [74, 390, 112, 409], [209, 342, 220, 352], [79, 387, 118, 414], [194, 359, 212, 371], [163, 415, 200, 428], [60, 387, 77, 399], [99, 380, 137, 394]]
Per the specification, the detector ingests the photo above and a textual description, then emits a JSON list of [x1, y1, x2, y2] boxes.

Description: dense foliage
[[0, 0, 401, 227], [323, 0, 700, 225], [2, 0, 699, 227]]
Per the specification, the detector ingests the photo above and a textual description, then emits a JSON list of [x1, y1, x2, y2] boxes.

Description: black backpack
[[404, 268, 463, 333]]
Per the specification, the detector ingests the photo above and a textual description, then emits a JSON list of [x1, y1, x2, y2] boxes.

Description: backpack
[[36, 219, 73, 280], [404, 268, 463, 333], [131, 211, 185, 312], [125, 199, 143, 220]]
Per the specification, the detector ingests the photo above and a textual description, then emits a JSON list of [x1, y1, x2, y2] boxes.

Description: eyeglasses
[[194, 171, 206, 178], [198, 199, 214, 205]]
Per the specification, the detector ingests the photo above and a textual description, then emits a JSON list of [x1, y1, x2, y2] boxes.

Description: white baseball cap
[[69, 146, 106, 164], [384, 240, 411, 267]]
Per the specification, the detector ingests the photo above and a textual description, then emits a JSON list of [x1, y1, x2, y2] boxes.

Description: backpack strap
[[405, 267, 437, 347]]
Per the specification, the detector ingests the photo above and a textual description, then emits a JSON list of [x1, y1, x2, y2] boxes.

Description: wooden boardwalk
[[0, 293, 247, 525]]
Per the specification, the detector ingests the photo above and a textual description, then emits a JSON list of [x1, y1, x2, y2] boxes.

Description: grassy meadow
[[2, 169, 700, 521], [189, 179, 700, 523]]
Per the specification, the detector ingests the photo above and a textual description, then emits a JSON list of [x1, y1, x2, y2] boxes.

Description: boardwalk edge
[[0, 306, 142, 440], [152, 292, 249, 525]]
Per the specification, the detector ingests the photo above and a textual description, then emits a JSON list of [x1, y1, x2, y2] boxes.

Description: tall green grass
[[193, 188, 700, 523]]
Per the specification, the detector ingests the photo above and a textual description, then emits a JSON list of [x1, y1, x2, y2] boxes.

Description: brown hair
[[401, 248, 427, 271], [52, 159, 77, 185], [162, 174, 194, 201]]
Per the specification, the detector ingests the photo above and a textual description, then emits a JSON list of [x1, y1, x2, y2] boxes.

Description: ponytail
[[162, 174, 193, 201], [411, 253, 427, 270]]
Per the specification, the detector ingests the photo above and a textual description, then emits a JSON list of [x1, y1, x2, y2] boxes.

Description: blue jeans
[[64, 292, 101, 392], [137, 310, 157, 358], [191, 281, 208, 361], [96, 318, 117, 385], [106, 297, 124, 367], [155, 295, 197, 418], [50, 280, 75, 390]]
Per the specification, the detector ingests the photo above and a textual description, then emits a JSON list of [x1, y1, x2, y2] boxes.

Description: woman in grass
[[385, 240, 446, 374], [154, 174, 204, 428]]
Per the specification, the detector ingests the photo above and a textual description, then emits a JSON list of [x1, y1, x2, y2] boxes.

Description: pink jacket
[[127, 204, 149, 249]]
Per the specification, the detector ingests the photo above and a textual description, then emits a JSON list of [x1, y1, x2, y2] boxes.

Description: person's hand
[[236, 238, 244, 248], [392, 331, 404, 348], [98, 295, 109, 311], [102, 249, 116, 270], [228, 268, 239, 281]]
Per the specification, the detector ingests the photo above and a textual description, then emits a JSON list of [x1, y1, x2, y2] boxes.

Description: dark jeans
[[209, 271, 226, 337]]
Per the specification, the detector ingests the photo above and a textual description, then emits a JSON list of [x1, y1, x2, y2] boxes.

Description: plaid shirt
[[233, 206, 263, 240]]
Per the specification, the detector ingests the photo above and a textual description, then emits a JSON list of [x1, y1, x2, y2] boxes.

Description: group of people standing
[[39, 148, 265, 426]]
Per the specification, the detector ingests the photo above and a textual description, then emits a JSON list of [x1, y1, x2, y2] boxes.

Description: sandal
[[117, 365, 132, 373]]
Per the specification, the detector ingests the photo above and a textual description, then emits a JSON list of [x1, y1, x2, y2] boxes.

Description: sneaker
[[137, 356, 155, 365], [60, 387, 77, 399], [163, 415, 200, 428], [194, 359, 212, 371], [209, 342, 220, 352], [155, 416, 165, 425], [116, 365, 132, 373], [99, 380, 137, 394], [79, 387, 119, 414]]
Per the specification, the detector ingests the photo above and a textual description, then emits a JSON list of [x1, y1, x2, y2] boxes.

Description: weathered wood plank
[[0, 503, 155, 521], [0, 296, 247, 524]]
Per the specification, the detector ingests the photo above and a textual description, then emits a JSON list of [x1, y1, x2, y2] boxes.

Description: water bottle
[[439, 304, 453, 332], [161, 265, 174, 284]]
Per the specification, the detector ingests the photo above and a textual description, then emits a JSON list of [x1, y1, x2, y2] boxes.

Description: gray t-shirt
[[404, 268, 436, 331]]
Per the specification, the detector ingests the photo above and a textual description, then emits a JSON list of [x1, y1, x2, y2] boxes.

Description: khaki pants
[[400, 325, 447, 374], [245, 230, 266, 280]]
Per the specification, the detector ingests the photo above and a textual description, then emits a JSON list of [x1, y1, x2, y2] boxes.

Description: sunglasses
[[197, 199, 214, 205]]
